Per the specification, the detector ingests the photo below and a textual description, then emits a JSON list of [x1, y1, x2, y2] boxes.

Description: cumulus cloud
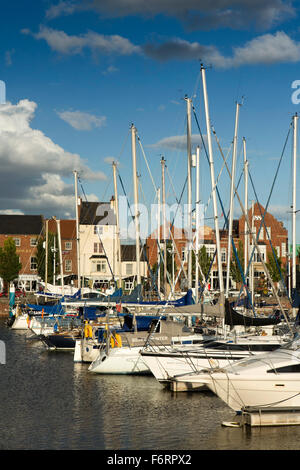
[[24, 25, 300, 69], [22, 26, 141, 57], [57, 110, 106, 130], [0, 99, 106, 217], [143, 31, 300, 68], [45, 0, 295, 31]]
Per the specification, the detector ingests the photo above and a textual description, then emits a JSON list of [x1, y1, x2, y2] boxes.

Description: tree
[[36, 231, 59, 283], [266, 250, 284, 289], [230, 240, 244, 285], [197, 246, 212, 281], [0, 237, 22, 291]]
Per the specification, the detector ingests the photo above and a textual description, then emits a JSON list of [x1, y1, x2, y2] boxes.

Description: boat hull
[[205, 373, 300, 412], [89, 347, 150, 374]]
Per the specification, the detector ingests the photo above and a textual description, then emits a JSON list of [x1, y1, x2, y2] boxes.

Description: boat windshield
[[282, 333, 300, 351]]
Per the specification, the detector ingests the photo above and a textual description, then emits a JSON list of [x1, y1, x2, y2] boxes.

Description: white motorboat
[[172, 335, 300, 411], [88, 319, 213, 375], [141, 333, 290, 389]]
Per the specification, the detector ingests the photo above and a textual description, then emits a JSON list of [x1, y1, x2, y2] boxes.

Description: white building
[[79, 198, 147, 291]]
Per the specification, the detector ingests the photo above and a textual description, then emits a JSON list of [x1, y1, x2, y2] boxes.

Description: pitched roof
[[0, 215, 43, 235], [79, 201, 116, 225]]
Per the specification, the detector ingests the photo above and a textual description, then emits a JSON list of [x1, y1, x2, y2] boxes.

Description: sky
[[1, 0, 300, 242]]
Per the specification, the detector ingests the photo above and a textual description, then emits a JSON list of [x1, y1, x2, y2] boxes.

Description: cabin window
[[267, 364, 300, 373]]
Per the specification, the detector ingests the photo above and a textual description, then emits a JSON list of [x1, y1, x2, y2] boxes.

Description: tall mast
[[226, 102, 240, 296], [161, 156, 167, 297], [55, 218, 64, 297], [185, 96, 193, 291], [195, 145, 200, 303], [243, 137, 249, 287], [157, 187, 161, 296], [45, 219, 49, 292], [74, 171, 81, 290], [131, 124, 141, 291], [201, 64, 224, 294], [293, 113, 298, 317], [113, 162, 122, 289]]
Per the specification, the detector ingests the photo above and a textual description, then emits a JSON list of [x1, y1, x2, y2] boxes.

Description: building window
[[30, 238, 37, 247], [65, 241, 72, 250], [65, 259, 72, 272], [126, 263, 133, 275], [276, 246, 280, 257], [125, 280, 134, 291], [266, 227, 271, 239], [281, 243, 286, 258], [94, 225, 103, 235], [96, 261, 106, 273], [13, 238, 20, 247], [94, 242, 104, 254], [259, 227, 264, 240], [181, 248, 186, 262], [30, 257, 37, 271], [221, 248, 226, 263]]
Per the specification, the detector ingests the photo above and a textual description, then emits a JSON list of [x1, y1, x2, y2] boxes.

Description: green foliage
[[266, 251, 283, 283], [197, 245, 212, 280], [0, 237, 22, 286], [230, 240, 244, 284]]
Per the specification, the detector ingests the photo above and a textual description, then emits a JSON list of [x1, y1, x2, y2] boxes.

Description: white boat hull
[[89, 347, 149, 374], [11, 315, 30, 330], [205, 373, 300, 412]]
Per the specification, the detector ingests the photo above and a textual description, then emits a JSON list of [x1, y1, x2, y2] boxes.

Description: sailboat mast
[[45, 219, 49, 292], [161, 156, 167, 297], [56, 218, 64, 297], [243, 138, 249, 287], [112, 162, 122, 289], [131, 124, 141, 291], [201, 65, 224, 294], [195, 145, 200, 303], [226, 102, 240, 297], [74, 170, 81, 291], [293, 113, 298, 316], [186, 97, 193, 291], [157, 187, 161, 296]]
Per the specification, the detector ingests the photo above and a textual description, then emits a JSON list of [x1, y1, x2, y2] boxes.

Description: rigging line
[[248, 170, 289, 300], [117, 171, 160, 297], [212, 120, 292, 316], [137, 134, 158, 193], [242, 124, 292, 285]]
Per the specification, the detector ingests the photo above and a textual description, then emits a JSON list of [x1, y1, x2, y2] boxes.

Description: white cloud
[[57, 110, 106, 130], [45, 1, 295, 31], [143, 31, 300, 68], [22, 26, 141, 57], [150, 134, 203, 151], [103, 156, 119, 165], [0, 99, 106, 217]]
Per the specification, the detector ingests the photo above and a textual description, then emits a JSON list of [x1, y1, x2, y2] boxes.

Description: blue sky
[[1, 0, 300, 241]]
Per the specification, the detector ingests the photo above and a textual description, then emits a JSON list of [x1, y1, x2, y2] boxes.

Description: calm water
[[1, 318, 300, 451]]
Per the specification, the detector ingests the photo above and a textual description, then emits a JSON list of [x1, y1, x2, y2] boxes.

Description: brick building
[[146, 202, 288, 292], [0, 214, 44, 292]]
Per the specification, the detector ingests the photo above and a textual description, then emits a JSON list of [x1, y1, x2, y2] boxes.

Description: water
[[1, 318, 300, 451]]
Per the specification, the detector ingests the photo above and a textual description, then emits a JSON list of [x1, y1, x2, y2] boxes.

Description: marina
[[3, 0, 300, 455], [4, 316, 300, 451]]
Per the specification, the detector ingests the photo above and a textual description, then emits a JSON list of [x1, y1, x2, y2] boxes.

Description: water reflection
[[2, 319, 300, 450]]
